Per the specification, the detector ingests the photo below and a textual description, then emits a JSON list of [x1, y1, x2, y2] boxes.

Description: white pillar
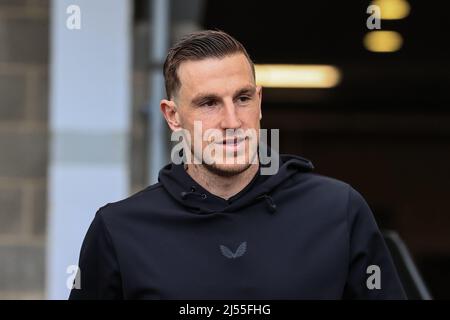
[[47, 0, 131, 299], [147, 0, 170, 184]]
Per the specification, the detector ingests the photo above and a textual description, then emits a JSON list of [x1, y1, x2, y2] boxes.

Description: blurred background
[[0, 0, 449, 299]]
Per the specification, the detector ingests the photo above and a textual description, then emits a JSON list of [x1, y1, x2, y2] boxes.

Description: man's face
[[171, 53, 262, 176]]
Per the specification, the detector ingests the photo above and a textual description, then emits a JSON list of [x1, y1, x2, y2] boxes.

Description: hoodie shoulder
[[96, 182, 166, 219], [291, 171, 351, 194], [283, 171, 355, 224]]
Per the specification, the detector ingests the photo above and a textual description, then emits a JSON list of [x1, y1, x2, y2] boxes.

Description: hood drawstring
[[159, 154, 314, 215], [180, 186, 207, 201], [181, 187, 277, 214], [257, 194, 277, 213]]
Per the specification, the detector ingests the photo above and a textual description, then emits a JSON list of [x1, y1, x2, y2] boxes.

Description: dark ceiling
[[203, 1, 450, 112]]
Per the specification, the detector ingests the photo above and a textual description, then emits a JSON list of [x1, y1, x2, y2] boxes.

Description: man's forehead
[[177, 54, 254, 97]]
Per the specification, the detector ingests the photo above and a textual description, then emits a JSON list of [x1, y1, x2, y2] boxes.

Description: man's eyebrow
[[233, 86, 256, 98], [190, 86, 257, 105], [191, 93, 220, 106]]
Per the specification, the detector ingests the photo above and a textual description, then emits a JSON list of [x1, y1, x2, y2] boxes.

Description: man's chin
[[203, 161, 253, 177]]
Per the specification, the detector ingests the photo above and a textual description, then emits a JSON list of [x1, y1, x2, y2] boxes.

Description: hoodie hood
[[158, 154, 314, 214]]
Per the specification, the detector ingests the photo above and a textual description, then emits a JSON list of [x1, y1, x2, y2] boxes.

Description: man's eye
[[201, 100, 216, 107], [238, 96, 251, 103]]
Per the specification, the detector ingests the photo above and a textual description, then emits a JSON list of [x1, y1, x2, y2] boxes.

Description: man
[[69, 30, 406, 299]]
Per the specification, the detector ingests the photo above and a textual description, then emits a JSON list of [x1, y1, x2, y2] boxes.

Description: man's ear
[[160, 99, 181, 131]]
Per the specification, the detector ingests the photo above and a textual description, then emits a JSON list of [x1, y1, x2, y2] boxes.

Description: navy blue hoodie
[[69, 154, 406, 299]]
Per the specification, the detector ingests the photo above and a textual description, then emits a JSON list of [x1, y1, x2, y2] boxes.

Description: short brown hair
[[163, 30, 255, 100]]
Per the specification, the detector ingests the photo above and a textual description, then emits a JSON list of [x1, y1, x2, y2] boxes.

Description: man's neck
[[185, 163, 259, 200]]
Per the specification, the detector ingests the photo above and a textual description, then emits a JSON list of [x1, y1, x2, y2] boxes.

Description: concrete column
[[47, 0, 131, 299]]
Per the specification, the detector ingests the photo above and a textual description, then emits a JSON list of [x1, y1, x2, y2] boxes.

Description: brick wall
[[0, 0, 49, 299]]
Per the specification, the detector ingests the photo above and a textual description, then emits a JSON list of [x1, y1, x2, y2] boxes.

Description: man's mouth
[[213, 136, 247, 154], [220, 136, 246, 146]]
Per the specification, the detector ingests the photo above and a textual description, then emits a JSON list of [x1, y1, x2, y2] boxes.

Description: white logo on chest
[[220, 241, 247, 259]]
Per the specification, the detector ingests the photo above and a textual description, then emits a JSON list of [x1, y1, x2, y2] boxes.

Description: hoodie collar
[[158, 154, 314, 215]]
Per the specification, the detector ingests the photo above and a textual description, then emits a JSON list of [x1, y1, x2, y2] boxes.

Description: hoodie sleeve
[[69, 208, 123, 300], [343, 186, 406, 299]]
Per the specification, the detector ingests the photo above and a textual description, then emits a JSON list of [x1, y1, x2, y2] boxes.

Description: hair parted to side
[[163, 30, 255, 100]]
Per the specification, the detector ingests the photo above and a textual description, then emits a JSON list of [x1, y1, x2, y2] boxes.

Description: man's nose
[[220, 100, 242, 129]]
